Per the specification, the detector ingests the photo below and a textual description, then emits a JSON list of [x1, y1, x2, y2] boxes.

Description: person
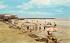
[[47, 31, 58, 43], [47, 22, 52, 25], [47, 31, 53, 36], [51, 37, 57, 43], [39, 24, 41, 31], [44, 26, 46, 31], [54, 22, 57, 28], [27, 26, 29, 30]]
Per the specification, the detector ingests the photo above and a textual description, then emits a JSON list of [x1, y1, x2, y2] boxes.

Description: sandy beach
[[0, 19, 70, 43]]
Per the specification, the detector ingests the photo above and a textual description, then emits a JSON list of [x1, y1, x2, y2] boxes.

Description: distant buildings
[[0, 14, 18, 21]]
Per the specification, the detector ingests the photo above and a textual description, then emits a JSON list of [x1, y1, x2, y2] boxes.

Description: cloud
[[17, 3, 32, 10], [15, 0, 70, 18], [49, 0, 70, 5], [31, 0, 50, 5], [16, 0, 50, 10], [16, 0, 70, 11], [0, 1, 8, 9], [0, 4, 7, 9], [30, 0, 70, 6]]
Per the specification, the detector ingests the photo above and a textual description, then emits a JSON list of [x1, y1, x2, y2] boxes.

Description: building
[[0, 14, 18, 21]]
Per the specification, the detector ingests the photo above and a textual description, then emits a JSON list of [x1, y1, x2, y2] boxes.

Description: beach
[[0, 19, 70, 43]]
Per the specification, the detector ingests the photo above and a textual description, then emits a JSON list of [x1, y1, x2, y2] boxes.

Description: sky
[[0, 0, 70, 18]]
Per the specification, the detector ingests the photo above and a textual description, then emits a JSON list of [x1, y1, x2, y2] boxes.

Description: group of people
[[46, 31, 58, 43], [7, 19, 59, 43], [8, 19, 57, 32]]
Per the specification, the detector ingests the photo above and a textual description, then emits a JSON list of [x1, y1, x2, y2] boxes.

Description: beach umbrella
[[47, 27, 60, 32]]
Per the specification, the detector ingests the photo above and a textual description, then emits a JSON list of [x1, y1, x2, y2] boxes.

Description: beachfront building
[[0, 14, 18, 21]]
